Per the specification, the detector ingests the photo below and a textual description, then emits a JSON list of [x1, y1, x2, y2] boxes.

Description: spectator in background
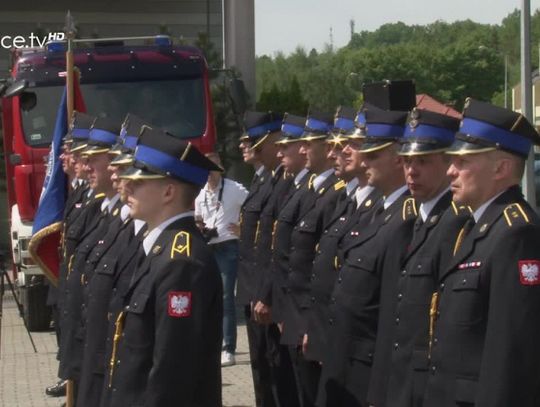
[[195, 152, 249, 367]]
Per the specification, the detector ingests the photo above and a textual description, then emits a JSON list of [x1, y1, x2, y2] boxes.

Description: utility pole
[[521, 0, 537, 209]]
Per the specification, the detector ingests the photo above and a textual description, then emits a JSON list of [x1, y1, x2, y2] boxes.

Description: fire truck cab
[[1, 35, 216, 330]]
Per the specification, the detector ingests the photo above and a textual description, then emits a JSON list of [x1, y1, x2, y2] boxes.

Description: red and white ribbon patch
[[168, 291, 192, 317], [519, 260, 540, 286], [458, 261, 482, 270]]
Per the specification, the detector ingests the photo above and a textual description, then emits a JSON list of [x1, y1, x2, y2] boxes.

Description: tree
[[256, 9, 534, 110]]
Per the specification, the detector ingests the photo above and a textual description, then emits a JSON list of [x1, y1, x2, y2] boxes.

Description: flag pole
[[66, 10, 75, 120], [65, 12, 76, 407]]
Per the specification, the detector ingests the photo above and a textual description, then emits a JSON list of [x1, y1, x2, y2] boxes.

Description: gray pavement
[[0, 293, 255, 407]]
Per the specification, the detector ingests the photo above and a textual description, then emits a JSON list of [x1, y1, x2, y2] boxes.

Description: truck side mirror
[[228, 78, 247, 116], [4, 79, 28, 98], [0, 82, 7, 97], [20, 91, 37, 112]]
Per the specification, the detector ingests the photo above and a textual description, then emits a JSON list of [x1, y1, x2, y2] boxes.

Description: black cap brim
[[445, 140, 496, 155], [298, 133, 327, 142], [357, 140, 395, 153], [119, 166, 166, 180], [70, 142, 88, 153], [81, 144, 111, 155], [110, 153, 134, 166], [399, 141, 452, 156]]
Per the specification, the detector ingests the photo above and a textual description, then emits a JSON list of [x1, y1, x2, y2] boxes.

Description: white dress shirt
[[473, 191, 505, 223], [383, 185, 409, 209], [312, 168, 334, 192], [194, 178, 249, 244], [419, 187, 450, 222], [355, 185, 375, 208]]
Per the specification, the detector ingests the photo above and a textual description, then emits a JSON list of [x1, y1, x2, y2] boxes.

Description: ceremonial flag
[[28, 81, 85, 284]]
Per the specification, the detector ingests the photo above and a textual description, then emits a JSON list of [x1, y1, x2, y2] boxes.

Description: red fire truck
[[1, 35, 216, 330]]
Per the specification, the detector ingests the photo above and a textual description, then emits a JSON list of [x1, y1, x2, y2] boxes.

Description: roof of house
[[416, 94, 462, 119]]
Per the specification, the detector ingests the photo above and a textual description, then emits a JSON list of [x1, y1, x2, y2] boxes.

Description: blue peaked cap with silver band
[[276, 113, 306, 144], [400, 108, 460, 156], [109, 114, 150, 164], [327, 106, 358, 145], [66, 111, 96, 152], [120, 126, 222, 186], [82, 117, 121, 155], [333, 106, 356, 134], [246, 120, 282, 137], [447, 98, 540, 158], [116, 114, 148, 152], [357, 108, 408, 153], [300, 111, 333, 141], [241, 111, 283, 142], [67, 111, 95, 141]]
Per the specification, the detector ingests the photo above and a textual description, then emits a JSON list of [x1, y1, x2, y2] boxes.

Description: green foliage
[[256, 8, 540, 110], [257, 76, 308, 114]]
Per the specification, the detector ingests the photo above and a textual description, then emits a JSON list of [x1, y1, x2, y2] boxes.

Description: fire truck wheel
[[20, 277, 52, 331]]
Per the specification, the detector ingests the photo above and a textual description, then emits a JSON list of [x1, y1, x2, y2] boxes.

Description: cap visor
[[110, 153, 134, 166], [82, 145, 111, 155], [399, 142, 452, 156], [70, 142, 88, 153], [119, 166, 166, 180], [108, 144, 124, 156], [275, 136, 302, 144], [445, 139, 496, 155], [251, 133, 270, 150], [326, 135, 347, 146], [299, 133, 327, 142], [358, 141, 395, 153]]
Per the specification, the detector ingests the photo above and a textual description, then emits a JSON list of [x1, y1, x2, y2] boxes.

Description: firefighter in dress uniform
[[317, 107, 416, 407], [366, 109, 469, 407], [107, 126, 223, 407], [422, 99, 540, 407]]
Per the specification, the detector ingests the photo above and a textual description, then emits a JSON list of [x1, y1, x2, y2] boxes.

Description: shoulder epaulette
[[450, 201, 472, 216], [402, 197, 418, 220], [94, 193, 106, 199], [503, 203, 530, 227], [334, 180, 346, 191], [170, 230, 191, 259]]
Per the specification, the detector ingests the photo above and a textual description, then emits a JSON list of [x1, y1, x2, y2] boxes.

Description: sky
[[255, 0, 540, 56]]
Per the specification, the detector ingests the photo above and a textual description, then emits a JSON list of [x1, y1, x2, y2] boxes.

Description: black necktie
[[409, 216, 425, 249], [463, 217, 476, 236], [346, 194, 357, 216], [251, 173, 259, 188]]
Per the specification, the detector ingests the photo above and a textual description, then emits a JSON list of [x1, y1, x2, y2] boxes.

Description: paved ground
[[0, 292, 255, 407]]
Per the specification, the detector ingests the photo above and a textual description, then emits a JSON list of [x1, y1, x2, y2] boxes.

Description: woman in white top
[[194, 152, 249, 367]]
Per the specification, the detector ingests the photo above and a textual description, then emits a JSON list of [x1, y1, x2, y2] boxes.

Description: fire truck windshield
[[20, 77, 206, 147]]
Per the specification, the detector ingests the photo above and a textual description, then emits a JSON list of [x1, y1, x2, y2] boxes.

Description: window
[[20, 77, 207, 147]]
